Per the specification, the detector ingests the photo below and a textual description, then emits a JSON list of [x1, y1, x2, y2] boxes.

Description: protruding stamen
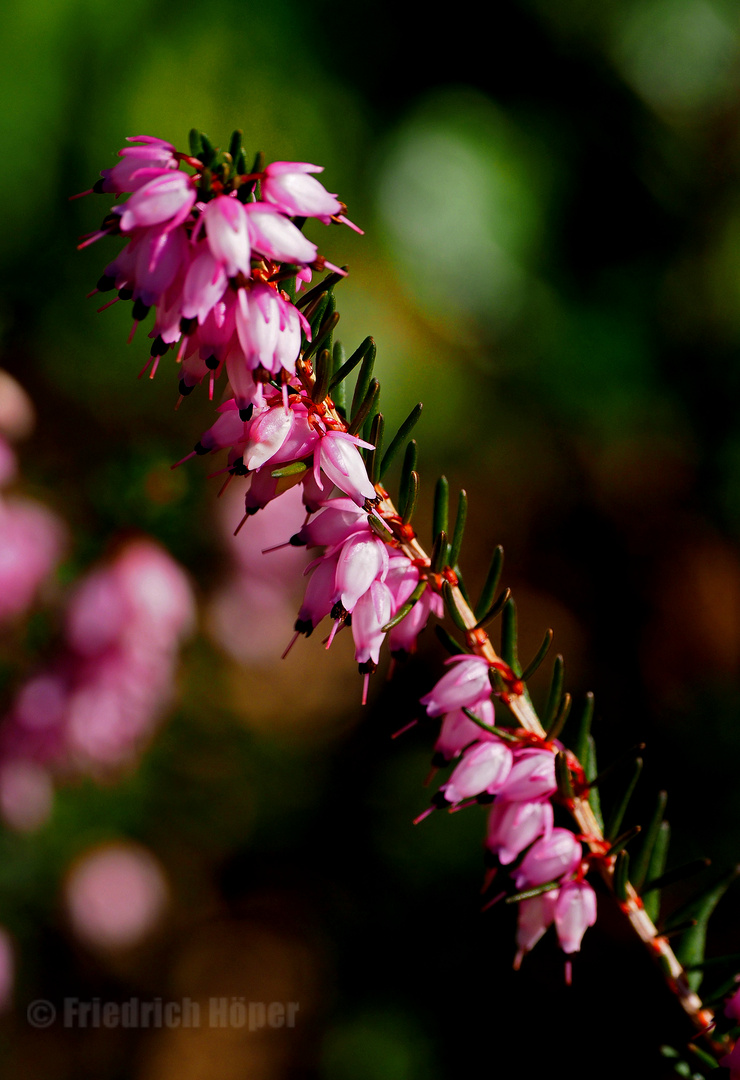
[[233, 513, 249, 536], [565, 960, 572, 986], [149, 356, 160, 380], [325, 619, 341, 651], [97, 297, 120, 313], [171, 451, 197, 470], [281, 631, 300, 660], [127, 320, 139, 344], [391, 720, 417, 740], [361, 672, 370, 705], [69, 188, 95, 201], [481, 891, 506, 912], [412, 807, 435, 826]]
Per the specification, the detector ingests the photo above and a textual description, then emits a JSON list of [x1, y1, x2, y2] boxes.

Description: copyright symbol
[[27, 1000, 55, 1028]]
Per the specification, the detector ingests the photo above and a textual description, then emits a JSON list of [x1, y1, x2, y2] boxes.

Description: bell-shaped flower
[[352, 580, 393, 666], [181, 243, 228, 324], [204, 195, 251, 277], [295, 552, 341, 634], [420, 655, 491, 718], [316, 431, 376, 506], [486, 799, 554, 865], [244, 203, 318, 265], [335, 532, 389, 613], [197, 400, 248, 454], [262, 161, 342, 222], [242, 405, 294, 471], [497, 747, 557, 802], [554, 880, 597, 954], [131, 225, 189, 308], [515, 891, 559, 965], [235, 284, 306, 377], [514, 828, 582, 890], [388, 586, 443, 656], [293, 498, 368, 548], [99, 138, 177, 194], [118, 170, 195, 233], [433, 700, 497, 764], [439, 740, 513, 805]]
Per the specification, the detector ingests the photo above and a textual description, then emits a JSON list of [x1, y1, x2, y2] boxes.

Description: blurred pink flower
[[65, 842, 168, 949], [0, 498, 65, 624]]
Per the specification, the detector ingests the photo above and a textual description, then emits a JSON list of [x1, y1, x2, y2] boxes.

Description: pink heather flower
[[388, 585, 443, 656], [203, 195, 251, 277], [497, 747, 558, 802], [420, 655, 492, 718], [554, 880, 597, 954], [514, 828, 583, 890], [486, 799, 554, 865], [181, 242, 228, 324], [242, 405, 295, 471], [244, 203, 318, 265], [352, 579, 393, 666], [725, 986, 740, 1025], [118, 169, 196, 233], [65, 842, 168, 950], [0, 498, 66, 623], [293, 497, 369, 549], [335, 532, 389, 613], [515, 891, 560, 966], [0, 369, 35, 441], [722, 1039, 740, 1078], [316, 431, 377, 506], [0, 928, 14, 1012], [433, 699, 497, 764], [439, 739, 513, 805], [0, 759, 54, 832], [0, 436, 17, 488], [262, 161, 343, 222], [295, 551, 341, 634], [99, 137, 177, 194], [235, 284, 308, 377]]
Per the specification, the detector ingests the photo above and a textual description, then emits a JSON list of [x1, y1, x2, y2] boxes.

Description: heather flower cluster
[[418, 655, 597, 968], [0, 539, 195, 830], [80, 134, 358, 400], [82, 133, 445, 700]]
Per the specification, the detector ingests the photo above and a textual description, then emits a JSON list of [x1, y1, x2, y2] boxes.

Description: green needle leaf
[[474, 589, 511, 629], [367, 413, 385, 483], [607, 825, 642, 858], [520, 628, 554, 682], [505, 881, 561, 904], [614, 850, 630, 903], [475, 545, 504, 622], [643, 858, 711, 896], [500, 598, 521, 676], [379, 404, 424, 480], [382, 581, 427, 632], [632, 791, 668, 893], [644, 818, 670, 921], [441, 581, 468, 631], [398, 440, 418, 516], [584, 735, 604, 831], [311, 348, 332, 404], [271, 461, 308, 479], [435, 624, 467, 656], [433, 476, 449, 543], [572, 692, 595, 765], [328, 335, 372, 392], [542, 655, 564, 731], [350, 338, 377, 419], [448, 490, 468, 569], [347, 378, 380, 436], [555, 751, 574, 800], [546, 692, 571, 742], [606, 757, 643, 843], [401, 470, 419, 525], [431, 530, 448, 574], [673, 865, 740, 989]]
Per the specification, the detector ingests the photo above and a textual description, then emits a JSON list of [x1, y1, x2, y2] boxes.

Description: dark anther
[[476, 792, 495, 805], [92, 178, 106, 194], [357, 659, 376, 675], [483, 849, 496, 869], [239, 405, 254, 422], [96, 274, 115, 292], [152, 335, 170, 357], [118, 287, 133, 301], [294, 618, 313, 636], [132, 298, 151, 322], [205, 355, 219, 370], [179, 316, 197, 334], [289, 534, 306, 546], [431, 791, 450, 810], [431, 751, 448, 769], [193, 441, 209, 456], [331, 601, 346, 621], [178, 379, 195, 397], [229, 461, 248, 476]]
